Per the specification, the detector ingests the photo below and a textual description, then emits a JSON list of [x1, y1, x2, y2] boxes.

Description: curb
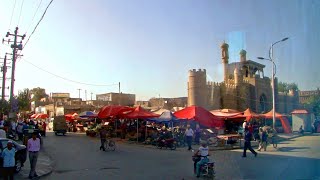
[[16, 147, 54, 179]]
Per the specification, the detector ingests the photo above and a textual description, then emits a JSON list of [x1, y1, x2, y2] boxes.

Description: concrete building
[[96, 92, 135, 106], [299, 89, 320, 104], [188, 42, 299, 114], [149, 97, 187, 110]]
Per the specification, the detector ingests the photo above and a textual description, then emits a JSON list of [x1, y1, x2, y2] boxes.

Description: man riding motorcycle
[[193, 141, 210, 178]]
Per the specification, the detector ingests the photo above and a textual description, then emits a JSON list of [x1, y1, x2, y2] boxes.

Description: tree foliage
[[30, 87, 48, 101], [306, 94, 320, 117], [278, 82, 299, 93], [0, 99, 10, 115], [16, 88, 31, 111]]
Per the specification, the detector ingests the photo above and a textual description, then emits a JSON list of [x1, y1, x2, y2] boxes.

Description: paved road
[[39, 132, 320, 180]]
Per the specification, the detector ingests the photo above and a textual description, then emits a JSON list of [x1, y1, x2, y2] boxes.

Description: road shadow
[[277, 146, 310, 152]]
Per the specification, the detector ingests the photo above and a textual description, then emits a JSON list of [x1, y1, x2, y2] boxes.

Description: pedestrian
[[42, 121, 47, 137], [0, 125, 6, 138], [242, 120, 247, 129], [28, 132, 41, 179], [1, 140, 16, 180], [242, 127, 257, 157], [99, 126, 107, 151], [257, 128, 267, 151], [17, 122, 24, 141], [185, 124, 194, 150], [194, 124, 201, 145]]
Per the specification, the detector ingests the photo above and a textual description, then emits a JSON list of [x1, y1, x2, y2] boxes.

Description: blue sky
[[0, 0, 319, 101]]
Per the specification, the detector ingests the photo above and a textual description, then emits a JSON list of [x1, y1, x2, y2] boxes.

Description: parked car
[[0, 138, 27, 173]]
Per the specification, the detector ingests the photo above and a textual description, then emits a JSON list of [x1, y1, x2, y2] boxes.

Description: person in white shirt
[[194, 141, 210, 178], [242, 120, 247, 129], [0, 125, 6, 138], [185, 125, 194, 150]]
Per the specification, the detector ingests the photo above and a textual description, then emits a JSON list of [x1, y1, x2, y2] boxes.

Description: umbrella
[[65, 113, 78, 122], [30, 114, 38, 118], [79, 111, 98, 118], [98, 105, 134, 119], [35, 114, 49, 119], [174, 106, 224, 128]]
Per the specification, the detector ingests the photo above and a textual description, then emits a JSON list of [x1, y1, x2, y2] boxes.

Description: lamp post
[[257, 37, 289, 130]]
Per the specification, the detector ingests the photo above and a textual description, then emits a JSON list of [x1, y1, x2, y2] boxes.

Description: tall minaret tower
[[221, 42, 229, 82]]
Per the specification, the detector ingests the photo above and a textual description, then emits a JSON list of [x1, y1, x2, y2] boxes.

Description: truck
[[53, 116, 68, 136]]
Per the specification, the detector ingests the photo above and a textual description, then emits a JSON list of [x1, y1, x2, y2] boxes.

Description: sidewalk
[[15, 149, 53, 179]]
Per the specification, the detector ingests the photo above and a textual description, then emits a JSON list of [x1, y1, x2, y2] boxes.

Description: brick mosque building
[[187, 42, 299, 114]]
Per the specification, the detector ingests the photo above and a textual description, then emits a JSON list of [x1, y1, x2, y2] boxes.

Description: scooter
[[192, 152, 215, 179], [156, 137, 177, 150]]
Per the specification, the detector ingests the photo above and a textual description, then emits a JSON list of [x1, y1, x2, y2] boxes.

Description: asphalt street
[[35, 133, 320, 180]]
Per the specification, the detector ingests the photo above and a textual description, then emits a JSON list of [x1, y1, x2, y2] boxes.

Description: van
[[53, 116, 67, 136]]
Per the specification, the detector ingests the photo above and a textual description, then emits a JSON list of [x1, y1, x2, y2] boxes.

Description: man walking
[[28, 132, 41, 179], [242, 127, 257, 157], [185, 124, 194, 150], [99, 126, 107, 151], [257, 128, 267, 151], [1, 141, 16, 180]]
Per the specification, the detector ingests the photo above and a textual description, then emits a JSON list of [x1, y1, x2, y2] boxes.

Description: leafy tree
[[278, 82, 298, 93], [30, 87, 48, 101], [306, 94, 320, 117], [0, 99, 10, 116], [16, 88, 31, 111]]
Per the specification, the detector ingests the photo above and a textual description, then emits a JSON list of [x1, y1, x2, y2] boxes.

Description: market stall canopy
[[291, 109, 309, 114], [30, 114, 37, 118], [262, 109, 286, 118], [174, 106, 224, 128], [65, 113, 78, 122], [121, 106, 160, 119], [35, 114, 49, 119], [243, 108, 261, 121], [147, 111, 181, 123], [79, 111, 98, 118], [210, 109, 243, 118], [98, 105, 134, 119], [152, 108, 171, 115], [262, 109, 292, 134]]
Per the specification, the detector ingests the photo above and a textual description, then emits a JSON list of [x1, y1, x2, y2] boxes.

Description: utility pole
[[3, 27, 25, 113], [91, 92, 93, 101], [1, 55, 7, 100], [118, 82, 121, 105], [77, 89, 81, 99], [85, 90, 87, 101]]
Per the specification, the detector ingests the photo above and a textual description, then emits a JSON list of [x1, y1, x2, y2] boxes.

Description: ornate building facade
[[188, 42, 299, 114]]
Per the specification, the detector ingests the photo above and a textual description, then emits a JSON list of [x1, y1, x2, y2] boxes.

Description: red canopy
[[262, 109, 292, 134], [174, 106, 224, 128], [210, 109, 243, 118], [36, 114, 49, 119], [262, 109, 286, 118], [30, 114, 37, 118], [121, 106, 160, 119], [98, 105, 135, 119], [65, 113, 78, 122], [243, 108, 261, 121]]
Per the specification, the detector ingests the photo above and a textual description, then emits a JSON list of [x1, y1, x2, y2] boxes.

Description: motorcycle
[[156, 137, 177, 150], [192, 154, 215, 179]]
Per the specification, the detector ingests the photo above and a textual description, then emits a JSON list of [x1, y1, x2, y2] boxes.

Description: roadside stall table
[[217, 134, 241, 147]]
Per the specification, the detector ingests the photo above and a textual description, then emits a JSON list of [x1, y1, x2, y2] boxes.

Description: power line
[[22, 58, 119, 87], [8, 0, 17, 29], [25, 0, 43, 34], [23, 0, 53, 51], [17, 0, 25, 26]]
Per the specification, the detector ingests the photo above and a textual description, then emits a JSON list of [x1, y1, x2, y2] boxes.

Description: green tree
[[16, 88, 31, 111], [278, 82, 299, 93], [0, 99, 10, 116], [306, 94, 320, 117], [30, 87, 48, 101]]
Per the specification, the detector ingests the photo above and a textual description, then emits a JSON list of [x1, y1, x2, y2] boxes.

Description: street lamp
[[257, 37, 289, 130]]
